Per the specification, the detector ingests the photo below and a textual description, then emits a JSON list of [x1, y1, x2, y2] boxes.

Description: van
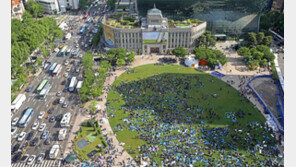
[[58, 128, 67, 141], [59, 97, 65, 104]]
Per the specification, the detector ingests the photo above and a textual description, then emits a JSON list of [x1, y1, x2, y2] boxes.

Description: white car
[[38, 123, 46, 132], [27, 155, 36, 165], [66, 67, 71, 72], [11, 127, 17, 136], [11, 117, 19, 126], [64, 60, 69, 66], [38, 111, 45, 119], [31, 121, 39, 130], [17, 132, 26, 141], [64, 72, 69, 78]]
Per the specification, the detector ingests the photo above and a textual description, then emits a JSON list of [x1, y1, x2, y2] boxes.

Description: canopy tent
[[185, 56, 199, 68], [63, 154, 77, 164], [96, 104, 101, 111]]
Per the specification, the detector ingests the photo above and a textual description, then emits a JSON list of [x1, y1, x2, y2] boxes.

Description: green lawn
[[107, 64, 277, 165], [74, 123, 106, 160]]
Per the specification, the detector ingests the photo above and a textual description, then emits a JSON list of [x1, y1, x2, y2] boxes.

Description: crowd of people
[[105, 73, 282, 166]]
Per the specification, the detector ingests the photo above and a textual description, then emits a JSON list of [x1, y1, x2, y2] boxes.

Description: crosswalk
[[11, 160, 60, 167]]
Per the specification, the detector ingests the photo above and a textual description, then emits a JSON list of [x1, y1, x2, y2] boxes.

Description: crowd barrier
[[246, 75, 284, 135]]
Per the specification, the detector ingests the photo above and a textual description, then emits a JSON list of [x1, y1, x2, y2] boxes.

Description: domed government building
[[102, 4, 207, 54]]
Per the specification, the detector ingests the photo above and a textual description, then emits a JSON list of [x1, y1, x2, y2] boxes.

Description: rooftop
[[147, 4, 161, 15]]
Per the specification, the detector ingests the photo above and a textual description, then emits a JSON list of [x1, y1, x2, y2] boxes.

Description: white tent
[[185, 56, 199, 68], [95, 104, 101, 111]]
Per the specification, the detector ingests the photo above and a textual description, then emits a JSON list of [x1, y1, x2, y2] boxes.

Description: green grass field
[[74, 125, 105, 160], [107, 64, 277, 165]]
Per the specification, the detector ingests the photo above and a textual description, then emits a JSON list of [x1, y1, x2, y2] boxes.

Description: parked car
[[11, 117, 19, 126], [12, 152, 22, 163], [27, 155, 36, 165], [49, 116, 55, 122], [38, 123, 46, 132], [66, 67, 71, 72], [48, 107, 54, 114], [31, 121, 39, 130], [59, 97, 65, 104], [11, 127, 18, 136], [20, 154, 29, 163], [41, 130, 50, 139], [62, 101, 68, 108], [61, 80, 66, 85], [44, 137, 51, 145], [30, 137, 39, 146], [64, 60, 69, 66], [56, 114, 63, 121], [56, 91, 62, 97], [11, 144, 20, 154], [36, 153, 45, 164], [26, 131, 34, 141], [64, 72, 69, 78], [17, 132, 26, 141], [25, 86, 33, 92], [38, 111, 46, 119]]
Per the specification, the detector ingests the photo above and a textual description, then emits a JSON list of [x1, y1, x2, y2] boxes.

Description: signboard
[[103, 25, 115, 46], [142, 32, 167, 44]]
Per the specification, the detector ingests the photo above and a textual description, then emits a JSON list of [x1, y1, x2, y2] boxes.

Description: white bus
[[52, 64, 62, 76], [11, 94, 26, 113], [49, 144, 60, 159], [58, 128, 67, 141], [60, 112, 72, 128], [68, 77, 77, 92], [39, 83, 52, 100], [76, 81, 83, 90]]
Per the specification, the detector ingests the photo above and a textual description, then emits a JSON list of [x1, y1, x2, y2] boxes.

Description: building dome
[[147, 4, 161, 15]]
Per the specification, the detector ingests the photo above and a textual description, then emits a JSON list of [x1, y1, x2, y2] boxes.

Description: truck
[[60, 112, 72, 128], [11, 94, 26, 113], [49, 144, 60, 159], [58, 128, 67, 141]]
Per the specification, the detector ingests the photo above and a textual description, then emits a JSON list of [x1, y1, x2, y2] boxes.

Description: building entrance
[[150, 47, 159, 54]]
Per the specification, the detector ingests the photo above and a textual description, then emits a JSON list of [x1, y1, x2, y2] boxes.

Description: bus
[[60, 112, 72, 128], [11, 94, 26, 113], [49, 63, 58, 73], [52, 64, 62, 76], [66, 46, 72, 56], [36, 80, 48, 94], [18, 108, 34, 128], [68, 76, 77, 92], [39, 83, 52, 100]]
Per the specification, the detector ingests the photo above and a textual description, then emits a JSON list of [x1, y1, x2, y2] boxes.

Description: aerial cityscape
[[11, 0, 284, 166]]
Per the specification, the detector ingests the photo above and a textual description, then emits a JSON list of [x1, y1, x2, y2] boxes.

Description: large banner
[[142, 32, 167, 44], [104, 25, 115, 46]]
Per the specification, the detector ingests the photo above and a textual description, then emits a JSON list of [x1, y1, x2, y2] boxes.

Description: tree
[[116, 59, 126, 67], [207, 57, 219, 68], [193, 47, 208, 60], [262, 36, 273, 46], [126, 51, 135, 63], [256, 32, 265, 45], [245, 32, 257, 48], [195, 31, 216, 48], [173, 47, 187, 59], [107, 0, 117, 9], [26, 0, 44, 18]]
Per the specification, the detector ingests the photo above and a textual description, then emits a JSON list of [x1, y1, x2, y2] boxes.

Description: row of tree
[[79, 51, 111, 103], [260, 11, 284, 35], [11, 13, 63, 78], [105, 48, 135, 67], [237, 45, 275, 68], [244, 32, 273, 48], [193, 47, 227, 67], [26, 0, 45, 18], [91, 25, 103, 46]]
